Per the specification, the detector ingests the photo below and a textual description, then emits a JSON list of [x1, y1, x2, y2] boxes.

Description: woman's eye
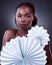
[[17, 15, 21, 18], [25, 15, 31, 18]]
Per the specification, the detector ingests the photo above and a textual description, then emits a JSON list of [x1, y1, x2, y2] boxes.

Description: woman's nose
[[21, 17, 26, 22]]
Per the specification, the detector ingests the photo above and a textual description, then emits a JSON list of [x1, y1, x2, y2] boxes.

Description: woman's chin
[[21, 27, 31, 30]]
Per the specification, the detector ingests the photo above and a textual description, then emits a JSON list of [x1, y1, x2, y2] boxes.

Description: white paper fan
[[0, 36, 47, 65], [27, 25, 50, 48]]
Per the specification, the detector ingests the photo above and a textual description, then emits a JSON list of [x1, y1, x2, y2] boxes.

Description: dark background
[[0, 0, 52, 53]]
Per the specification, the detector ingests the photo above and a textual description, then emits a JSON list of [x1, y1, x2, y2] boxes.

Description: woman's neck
[[17, 29, 28, 37]]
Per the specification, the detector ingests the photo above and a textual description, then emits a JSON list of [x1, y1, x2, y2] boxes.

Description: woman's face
[[16, 6, 34, 30]]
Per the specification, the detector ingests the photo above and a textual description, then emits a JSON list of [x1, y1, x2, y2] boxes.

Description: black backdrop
[[0, 0, 52, 53]]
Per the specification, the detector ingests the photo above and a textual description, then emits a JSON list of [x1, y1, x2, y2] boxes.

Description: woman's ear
[[32, 16, 37, 26]]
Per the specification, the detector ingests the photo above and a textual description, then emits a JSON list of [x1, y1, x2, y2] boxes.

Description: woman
[[2, 2, 52, 65]]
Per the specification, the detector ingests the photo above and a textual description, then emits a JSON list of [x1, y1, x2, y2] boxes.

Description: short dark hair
[[15, 2, 37, 26]]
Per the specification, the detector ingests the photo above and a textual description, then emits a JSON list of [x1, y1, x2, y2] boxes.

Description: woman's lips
[[20, 24, 27, 29], [20, 24, 26, 26]]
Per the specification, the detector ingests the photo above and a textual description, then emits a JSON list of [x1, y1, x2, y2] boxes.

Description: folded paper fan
[[27, 25, 50, 48], [0, 36, 47, 65]]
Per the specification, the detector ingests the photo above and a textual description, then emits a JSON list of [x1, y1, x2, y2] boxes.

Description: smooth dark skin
[[2, 6, 52, 65]]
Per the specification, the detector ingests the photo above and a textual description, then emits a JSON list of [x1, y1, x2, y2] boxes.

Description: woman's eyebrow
[[25, 13, 32, 16], [17, 13, 31, 15]]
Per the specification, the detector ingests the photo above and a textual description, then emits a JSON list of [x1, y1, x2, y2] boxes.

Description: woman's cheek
[[27, 19, 32, 24], [16, 18, 20, 24]]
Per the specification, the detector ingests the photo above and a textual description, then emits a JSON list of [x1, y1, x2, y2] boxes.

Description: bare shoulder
[[2, 29, 17, 46]]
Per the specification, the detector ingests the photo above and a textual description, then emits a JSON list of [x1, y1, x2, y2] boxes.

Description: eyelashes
[[17, 14, 31, 18]]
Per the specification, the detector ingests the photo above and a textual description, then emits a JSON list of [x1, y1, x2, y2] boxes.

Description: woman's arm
[[44, 42, 52, 65], [0, 30, 16, 65]]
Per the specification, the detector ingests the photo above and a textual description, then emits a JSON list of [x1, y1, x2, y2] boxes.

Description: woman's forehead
[[16, 6, 32, 15]]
